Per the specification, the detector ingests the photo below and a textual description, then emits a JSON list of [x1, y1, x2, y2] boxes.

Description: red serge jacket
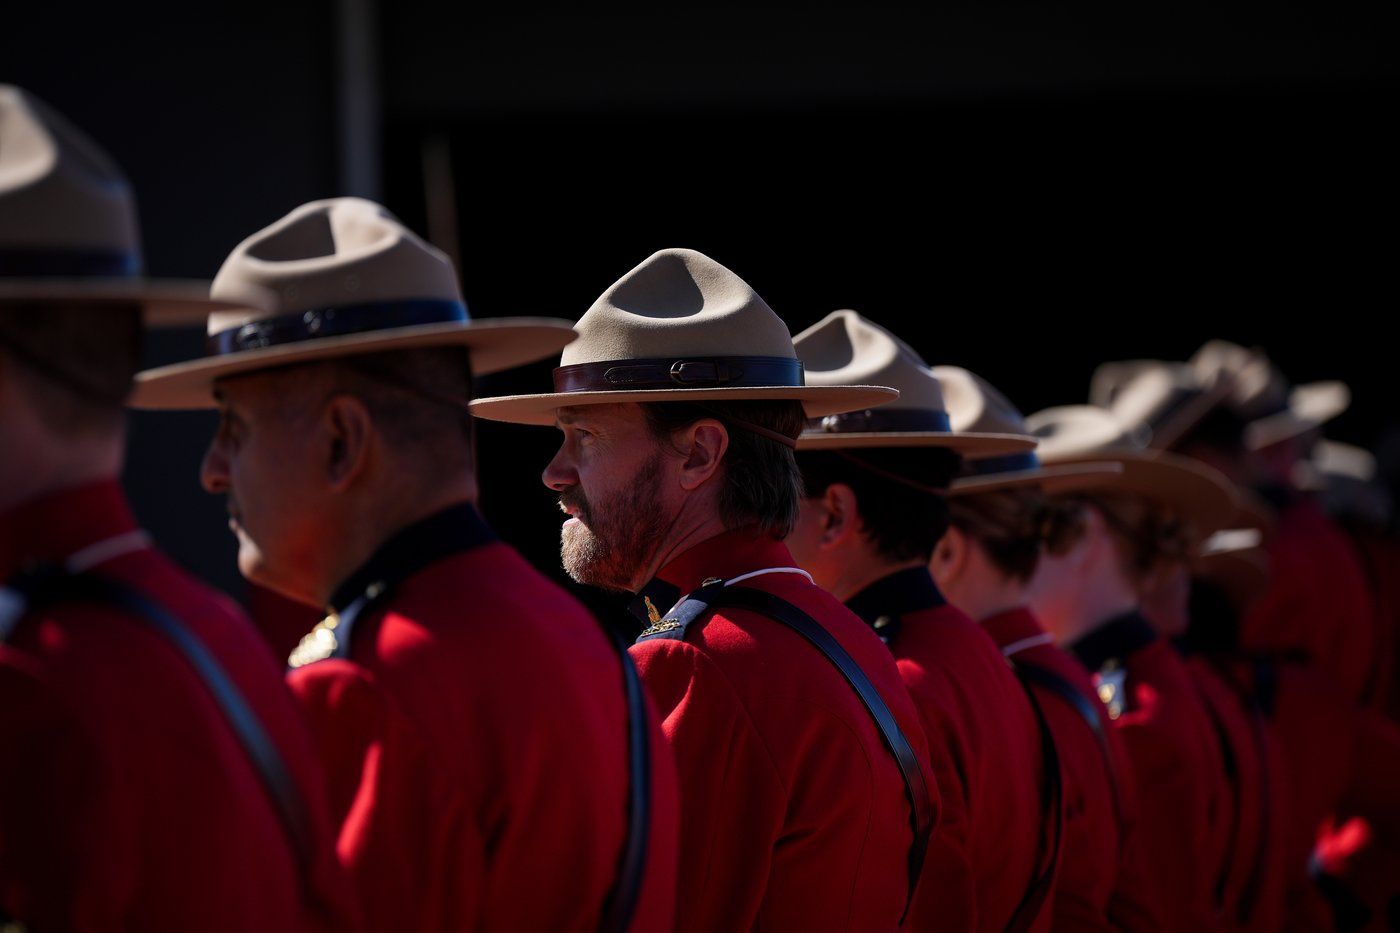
[[1242, 497, 1378, 703], [845, 571, 1049, 932], [628, 531, 935, 932], [286, 504, 679, 932], [984, 607, 1166, 932], [1185, 658, 1289, 932], [0, 481, 357, 932], [1215, 657, 1400, 929], [1068, 611, 1231, 932]]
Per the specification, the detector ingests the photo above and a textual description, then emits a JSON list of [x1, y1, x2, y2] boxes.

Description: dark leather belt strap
[[1006, 663, 1066, 933], [7, 569, 315, 875], [553, 355, 804, 393], [600, 627, 651, 933], [1015, 663, 1129, 853], [641, 582, 932, 922], [1193, 675, 1243, 913]]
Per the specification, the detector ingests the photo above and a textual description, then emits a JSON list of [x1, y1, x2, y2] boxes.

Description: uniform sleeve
[[1106, 811, 1169, 932], [1115, 712, 1221, 931], [902, 682, 978, 931], [1342, 707, 1400, 841], [629, 639, 787, 933], [289, 661, 483, 933], [0, 659, 134, 931]]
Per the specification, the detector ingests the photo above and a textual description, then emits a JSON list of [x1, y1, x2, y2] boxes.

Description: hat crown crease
[[560, 248, 796, 367]]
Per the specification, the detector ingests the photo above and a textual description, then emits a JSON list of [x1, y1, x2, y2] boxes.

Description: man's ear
[[677, 419, 729, 492], [930, 523, 969, 584], [322, 394, 375, 491], [819, 482, 862, 549]]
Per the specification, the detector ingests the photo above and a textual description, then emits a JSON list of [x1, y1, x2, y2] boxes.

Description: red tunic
[[286, 504, 678, 932], [1215, 658, 1400, 931], [845, 571, 1049, 932], [1185, 658, 1289, 932], [984, 607, 1166, 932], [1067, 611, 1232, 931], [1241, 497, 1378, 703], [628, 531, 935, 932], [0, 481, 356, 933]]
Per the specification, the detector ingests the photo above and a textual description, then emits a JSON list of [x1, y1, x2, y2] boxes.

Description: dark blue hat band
[[205, 298, 467, 356]]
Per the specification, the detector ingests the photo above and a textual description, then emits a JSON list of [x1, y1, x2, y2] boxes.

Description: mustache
[[559, 489, 592, 525]]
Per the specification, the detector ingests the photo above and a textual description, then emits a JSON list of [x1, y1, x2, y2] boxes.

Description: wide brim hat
[[1090, 358, 1239, 451], [1245, 381, 1350, 451], [470, 250, 896, 425], [1026, 404, 1239, 540], [1190, 339, 1350, 451], [130, 198, 576, 409], [791, 312, 1033, 456], [0, 85, 231, 326], [1194, 527, 1272, 606]]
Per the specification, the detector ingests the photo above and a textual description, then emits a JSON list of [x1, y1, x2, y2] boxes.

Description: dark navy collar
[[628, 577, 683, 628], [1067, 609, 1158, 672], [328, 503, 496, 615], [845, 566, 947, 630]]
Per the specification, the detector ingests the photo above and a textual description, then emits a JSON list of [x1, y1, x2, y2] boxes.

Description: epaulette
[[635, 578, 726, 643], [286, 582, 385, 669], [1095, 659, 1130, 720]]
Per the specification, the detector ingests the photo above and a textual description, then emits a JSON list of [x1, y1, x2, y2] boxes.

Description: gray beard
[[560, 451, 671, 592]]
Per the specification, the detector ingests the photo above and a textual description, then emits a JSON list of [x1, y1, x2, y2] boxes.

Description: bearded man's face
[[544, 404, 679, 592]]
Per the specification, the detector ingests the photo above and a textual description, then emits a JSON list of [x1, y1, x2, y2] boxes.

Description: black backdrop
[[6, 1, 1395, 613]]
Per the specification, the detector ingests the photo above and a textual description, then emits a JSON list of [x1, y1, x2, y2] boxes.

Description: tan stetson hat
[[0, 85, 239, 325], [931, 365, 1122, 494], [1194, 527, 1271, 608], [1296, 439, 1393, 528], [1191, 339, 1349, 451], [468, 249, 896, 425], [1089, 358, 1236, 451], [130, 198, 576, 408], [791, 311, 1033, 456], [1026, 404, 1238, 540]]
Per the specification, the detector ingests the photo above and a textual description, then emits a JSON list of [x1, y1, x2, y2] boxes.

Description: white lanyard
[[1000, 631, 1055, 659], [1, 530, 152, 642], [724, 566, 814, 586], [66, 530, 153, 573], [660, 566, 814, 620]]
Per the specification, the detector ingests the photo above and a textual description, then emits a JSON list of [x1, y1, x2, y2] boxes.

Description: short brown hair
[[1072, 492, 1192, 584], [0, 301, 142, 436], [797, 447, 960, 563], [641, 399, 805, 538], [948, 488, 1086, 582], [248, 346, 476, 473]]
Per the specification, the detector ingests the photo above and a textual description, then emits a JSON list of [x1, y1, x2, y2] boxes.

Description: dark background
[[6, 1, 1395, 611]]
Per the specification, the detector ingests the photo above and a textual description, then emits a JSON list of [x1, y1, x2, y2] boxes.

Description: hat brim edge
[[130, 318, 579, 409], [469, 384, 901, 424]]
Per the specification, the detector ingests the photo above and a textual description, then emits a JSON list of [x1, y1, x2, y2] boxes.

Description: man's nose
[[542, 442, 577, 492], [200, 436, 230, 495]]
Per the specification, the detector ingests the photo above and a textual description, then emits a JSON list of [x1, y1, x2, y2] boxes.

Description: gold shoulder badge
[[1095, 661, 1128, 720], [643, 596, 662, 625], [288, 614, 341, 669], [639, 619, 683, 638]]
